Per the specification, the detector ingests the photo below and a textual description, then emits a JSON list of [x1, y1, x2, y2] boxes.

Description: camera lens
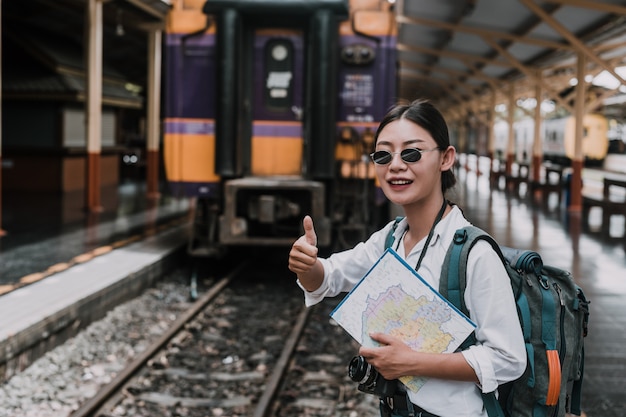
[[348, 355, 377, 385]]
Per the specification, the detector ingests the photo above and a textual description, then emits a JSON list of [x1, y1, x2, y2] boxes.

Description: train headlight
[[230, 218, 247, 237]]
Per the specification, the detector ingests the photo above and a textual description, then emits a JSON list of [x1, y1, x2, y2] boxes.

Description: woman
[[288, 99, 526, 417]]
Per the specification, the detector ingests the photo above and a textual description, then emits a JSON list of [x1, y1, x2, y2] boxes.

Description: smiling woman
[[289, 99, 526, 417]]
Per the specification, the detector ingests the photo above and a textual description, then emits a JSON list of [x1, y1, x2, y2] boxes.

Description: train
[[492, 114, 610, 166], [163, 0, 397, 254]]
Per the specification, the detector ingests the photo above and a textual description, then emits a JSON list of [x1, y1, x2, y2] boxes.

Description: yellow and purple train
[[492, 114, 610, 166], [164, 0, 397, 253]]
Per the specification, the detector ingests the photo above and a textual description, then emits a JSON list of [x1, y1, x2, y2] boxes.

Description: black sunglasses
[[369, 148, 441, 165]]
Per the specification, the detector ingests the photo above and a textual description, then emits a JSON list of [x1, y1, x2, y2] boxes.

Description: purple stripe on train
[[166, 33, 215, 47], [253, 123, 302, 137], [164, 120, 215, 135], [163, 121, 301, 137]]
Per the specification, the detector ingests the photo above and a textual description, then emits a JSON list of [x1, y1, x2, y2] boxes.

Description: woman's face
[[374, 118, 448, 208]]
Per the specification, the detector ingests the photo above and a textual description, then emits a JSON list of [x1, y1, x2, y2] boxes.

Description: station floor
[[0, 166, 625, 416], [452, 165, 626, 417], [0, 181, 192, 292], [0, 179, 192, 383]]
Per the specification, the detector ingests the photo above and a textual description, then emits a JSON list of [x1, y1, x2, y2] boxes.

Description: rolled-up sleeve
[[461, 241, 527, 393], [297, 275, 332, 307]]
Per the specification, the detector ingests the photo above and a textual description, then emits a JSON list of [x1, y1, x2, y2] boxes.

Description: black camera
[[348, 355, 397, 397]]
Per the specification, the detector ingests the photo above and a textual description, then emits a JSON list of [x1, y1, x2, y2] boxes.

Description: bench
[[530, 163, 565, 204], [490, 163, 506, 190], [505, 162, 530, 194], [582, 177, 626, 235]]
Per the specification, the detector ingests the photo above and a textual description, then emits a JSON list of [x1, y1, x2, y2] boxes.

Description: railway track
[[66, 253, 378, 417], [69, 261, 249, 417]]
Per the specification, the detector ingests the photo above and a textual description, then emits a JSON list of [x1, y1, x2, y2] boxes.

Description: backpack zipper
[[554, 283, 566, 363], [551, 282, 566, 417]]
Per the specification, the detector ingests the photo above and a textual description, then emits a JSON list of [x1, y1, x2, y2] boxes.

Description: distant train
[[493, 114, 610, 166], [163, 0, 397, 253]]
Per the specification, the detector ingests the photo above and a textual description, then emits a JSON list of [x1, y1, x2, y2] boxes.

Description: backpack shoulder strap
[[439, 225, 504, 315], [440, 225, 507, 417], [385, 216, 405, 250]]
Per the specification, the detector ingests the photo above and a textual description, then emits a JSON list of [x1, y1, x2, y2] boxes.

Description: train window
[[264, 39, 294, 111]]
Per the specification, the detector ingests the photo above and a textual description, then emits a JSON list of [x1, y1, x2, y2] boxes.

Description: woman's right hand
[[288, 215, 318, 275]]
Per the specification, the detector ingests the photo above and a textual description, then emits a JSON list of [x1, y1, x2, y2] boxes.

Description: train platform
[[453, 159, 626, 416], [0, 166, 625, 415], [0, 181, 191, 291], [0, 181, 192, 380]]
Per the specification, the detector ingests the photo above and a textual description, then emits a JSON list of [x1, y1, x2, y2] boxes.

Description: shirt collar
[[394, 205, 463, 252]]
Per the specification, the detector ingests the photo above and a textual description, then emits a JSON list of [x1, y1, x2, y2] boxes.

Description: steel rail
[[252, 304, 312, 417], [69, 261, 249, 417]]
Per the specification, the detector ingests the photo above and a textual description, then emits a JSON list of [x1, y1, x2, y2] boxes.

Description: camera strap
[[405, 395, 416, 417], [382, 392, 439, 417]]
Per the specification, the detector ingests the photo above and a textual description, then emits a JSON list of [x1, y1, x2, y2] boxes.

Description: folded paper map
[[330, 248, 476, 392]]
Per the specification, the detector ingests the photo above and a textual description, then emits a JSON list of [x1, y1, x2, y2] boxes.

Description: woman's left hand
[[358, 333, 416, 380]]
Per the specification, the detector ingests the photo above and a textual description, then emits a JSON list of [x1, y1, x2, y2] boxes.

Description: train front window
[[264, 39, 294, 111]]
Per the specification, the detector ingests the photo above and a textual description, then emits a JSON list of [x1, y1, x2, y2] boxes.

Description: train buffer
[[582, 176, 626, 237]]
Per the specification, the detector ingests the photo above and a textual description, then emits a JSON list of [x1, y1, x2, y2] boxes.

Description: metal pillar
[[532, 76, 542, 182], [146, 28, 162, 199], [506, 84, 515, 176], [569, 53, 586, 213], [85, 0, 103, 212]]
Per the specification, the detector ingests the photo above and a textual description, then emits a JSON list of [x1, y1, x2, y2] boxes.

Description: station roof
[[3, 0, 626, 119], [394, 0, 626, 120], [3, 0, 170, 93]]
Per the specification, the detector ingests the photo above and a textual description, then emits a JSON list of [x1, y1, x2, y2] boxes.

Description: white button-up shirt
[[298, 206, 526, 417]]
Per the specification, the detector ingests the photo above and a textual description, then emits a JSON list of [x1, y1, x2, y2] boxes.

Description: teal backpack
[[386, 220, 590, 417]]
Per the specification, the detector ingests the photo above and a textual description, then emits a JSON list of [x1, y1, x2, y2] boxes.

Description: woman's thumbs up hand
[[288, 215, 319, 275]]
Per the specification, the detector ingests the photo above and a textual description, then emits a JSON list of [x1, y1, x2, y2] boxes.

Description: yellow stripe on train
[[252, 136, 303, 176], [163, 133, 220, 182]]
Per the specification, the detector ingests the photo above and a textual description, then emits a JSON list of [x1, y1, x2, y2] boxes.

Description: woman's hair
[[374, 99, 456, 193]]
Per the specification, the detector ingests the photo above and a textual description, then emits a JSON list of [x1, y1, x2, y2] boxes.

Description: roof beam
[[587, 86, 618, 113], [520, 0, 626, 88], [399, 67, 498, 125], [595, 39, 626, 55], [397, 43, 511, 68], [123, 0, 169, 19], [398, 70, 466, 104], [396, 14, 570, 51], [541, 0, 626, 15], [481, 35, 575, 113], [399, 60, 497, 92]]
